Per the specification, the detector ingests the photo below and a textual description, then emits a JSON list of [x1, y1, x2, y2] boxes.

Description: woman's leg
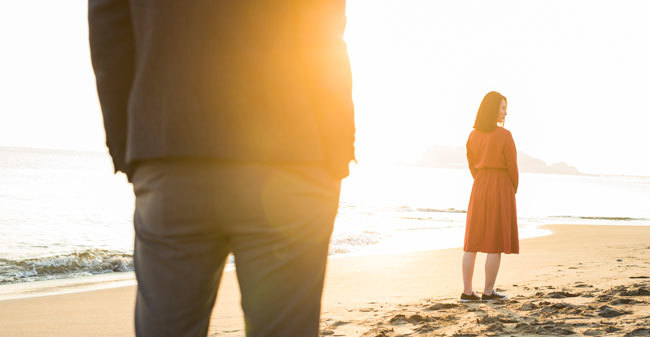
[[462, 252, 477, 294], [484, 253, 502, 295]]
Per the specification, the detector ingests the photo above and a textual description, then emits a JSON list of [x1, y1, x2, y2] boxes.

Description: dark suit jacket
[[88, 0, 355, 180]]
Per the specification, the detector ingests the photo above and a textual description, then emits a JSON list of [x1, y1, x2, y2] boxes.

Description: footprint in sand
[[597, 305, 631, 318], [548, 291, 582, 298], [610, 298, 641, 305], [625, 328, 650, 336], [425, 303, 459, 311], [620, 287, 650, 296]]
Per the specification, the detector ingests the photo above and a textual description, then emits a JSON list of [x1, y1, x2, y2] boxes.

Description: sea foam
[[0, 249, 133, 284]]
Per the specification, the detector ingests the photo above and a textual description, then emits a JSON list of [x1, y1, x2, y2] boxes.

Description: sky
[[1, 1, 649, 176]]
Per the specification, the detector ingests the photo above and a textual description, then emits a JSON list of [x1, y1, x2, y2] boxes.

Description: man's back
[[89, 0, 355, 178]]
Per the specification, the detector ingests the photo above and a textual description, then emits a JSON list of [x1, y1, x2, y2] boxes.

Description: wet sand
[[0, 224, 648, 336]]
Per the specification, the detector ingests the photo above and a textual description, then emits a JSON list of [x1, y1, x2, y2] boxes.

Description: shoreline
[[1, 220, 644, 293], [0, 224, 648, 336], [0, 224, 552, 301], [0, 271, 136, 302]]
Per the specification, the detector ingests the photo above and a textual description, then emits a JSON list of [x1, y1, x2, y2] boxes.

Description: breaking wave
[[329, 231, 382, 255], [549, 215, 649, 221], [0, 249, 133, 284]]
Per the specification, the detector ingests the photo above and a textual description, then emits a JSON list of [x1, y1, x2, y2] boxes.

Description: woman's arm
[[466, 138, 477, 179], [504, 131, 519, 193]]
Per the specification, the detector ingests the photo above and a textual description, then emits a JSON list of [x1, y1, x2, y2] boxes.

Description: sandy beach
[[1, 224, 648, 336]]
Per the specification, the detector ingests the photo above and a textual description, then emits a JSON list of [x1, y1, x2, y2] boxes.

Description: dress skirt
[[464, 168, 519, 254]]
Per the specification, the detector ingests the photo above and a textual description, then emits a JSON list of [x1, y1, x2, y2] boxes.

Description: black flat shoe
[[460, 291, 481, 302], [482, 291, 508, 301]]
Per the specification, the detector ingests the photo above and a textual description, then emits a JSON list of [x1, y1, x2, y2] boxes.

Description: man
[[88, 1, 355, 336]]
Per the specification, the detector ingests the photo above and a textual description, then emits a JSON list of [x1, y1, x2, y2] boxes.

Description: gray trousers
[[131, 160, 341, 337]]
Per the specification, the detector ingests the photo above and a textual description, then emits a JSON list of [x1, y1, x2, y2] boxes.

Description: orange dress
[[465, 127, 519, 254]]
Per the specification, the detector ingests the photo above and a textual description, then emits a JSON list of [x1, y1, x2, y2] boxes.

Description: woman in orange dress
[[460, 91, 519, 302]]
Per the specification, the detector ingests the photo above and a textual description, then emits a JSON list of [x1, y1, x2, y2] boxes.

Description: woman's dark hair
[[473, 91, 506, 132]]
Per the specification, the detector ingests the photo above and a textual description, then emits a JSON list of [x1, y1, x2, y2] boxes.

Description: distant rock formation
[[418, 146, 581, 175]]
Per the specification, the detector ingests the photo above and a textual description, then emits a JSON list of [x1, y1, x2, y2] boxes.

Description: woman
[[461, 91, 519, 302]]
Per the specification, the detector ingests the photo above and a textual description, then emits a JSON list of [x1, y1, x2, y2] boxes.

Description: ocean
[[1, 147, 649, 285]]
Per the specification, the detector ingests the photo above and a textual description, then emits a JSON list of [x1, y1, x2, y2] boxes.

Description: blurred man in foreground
[[89, 1, 355, 336]]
